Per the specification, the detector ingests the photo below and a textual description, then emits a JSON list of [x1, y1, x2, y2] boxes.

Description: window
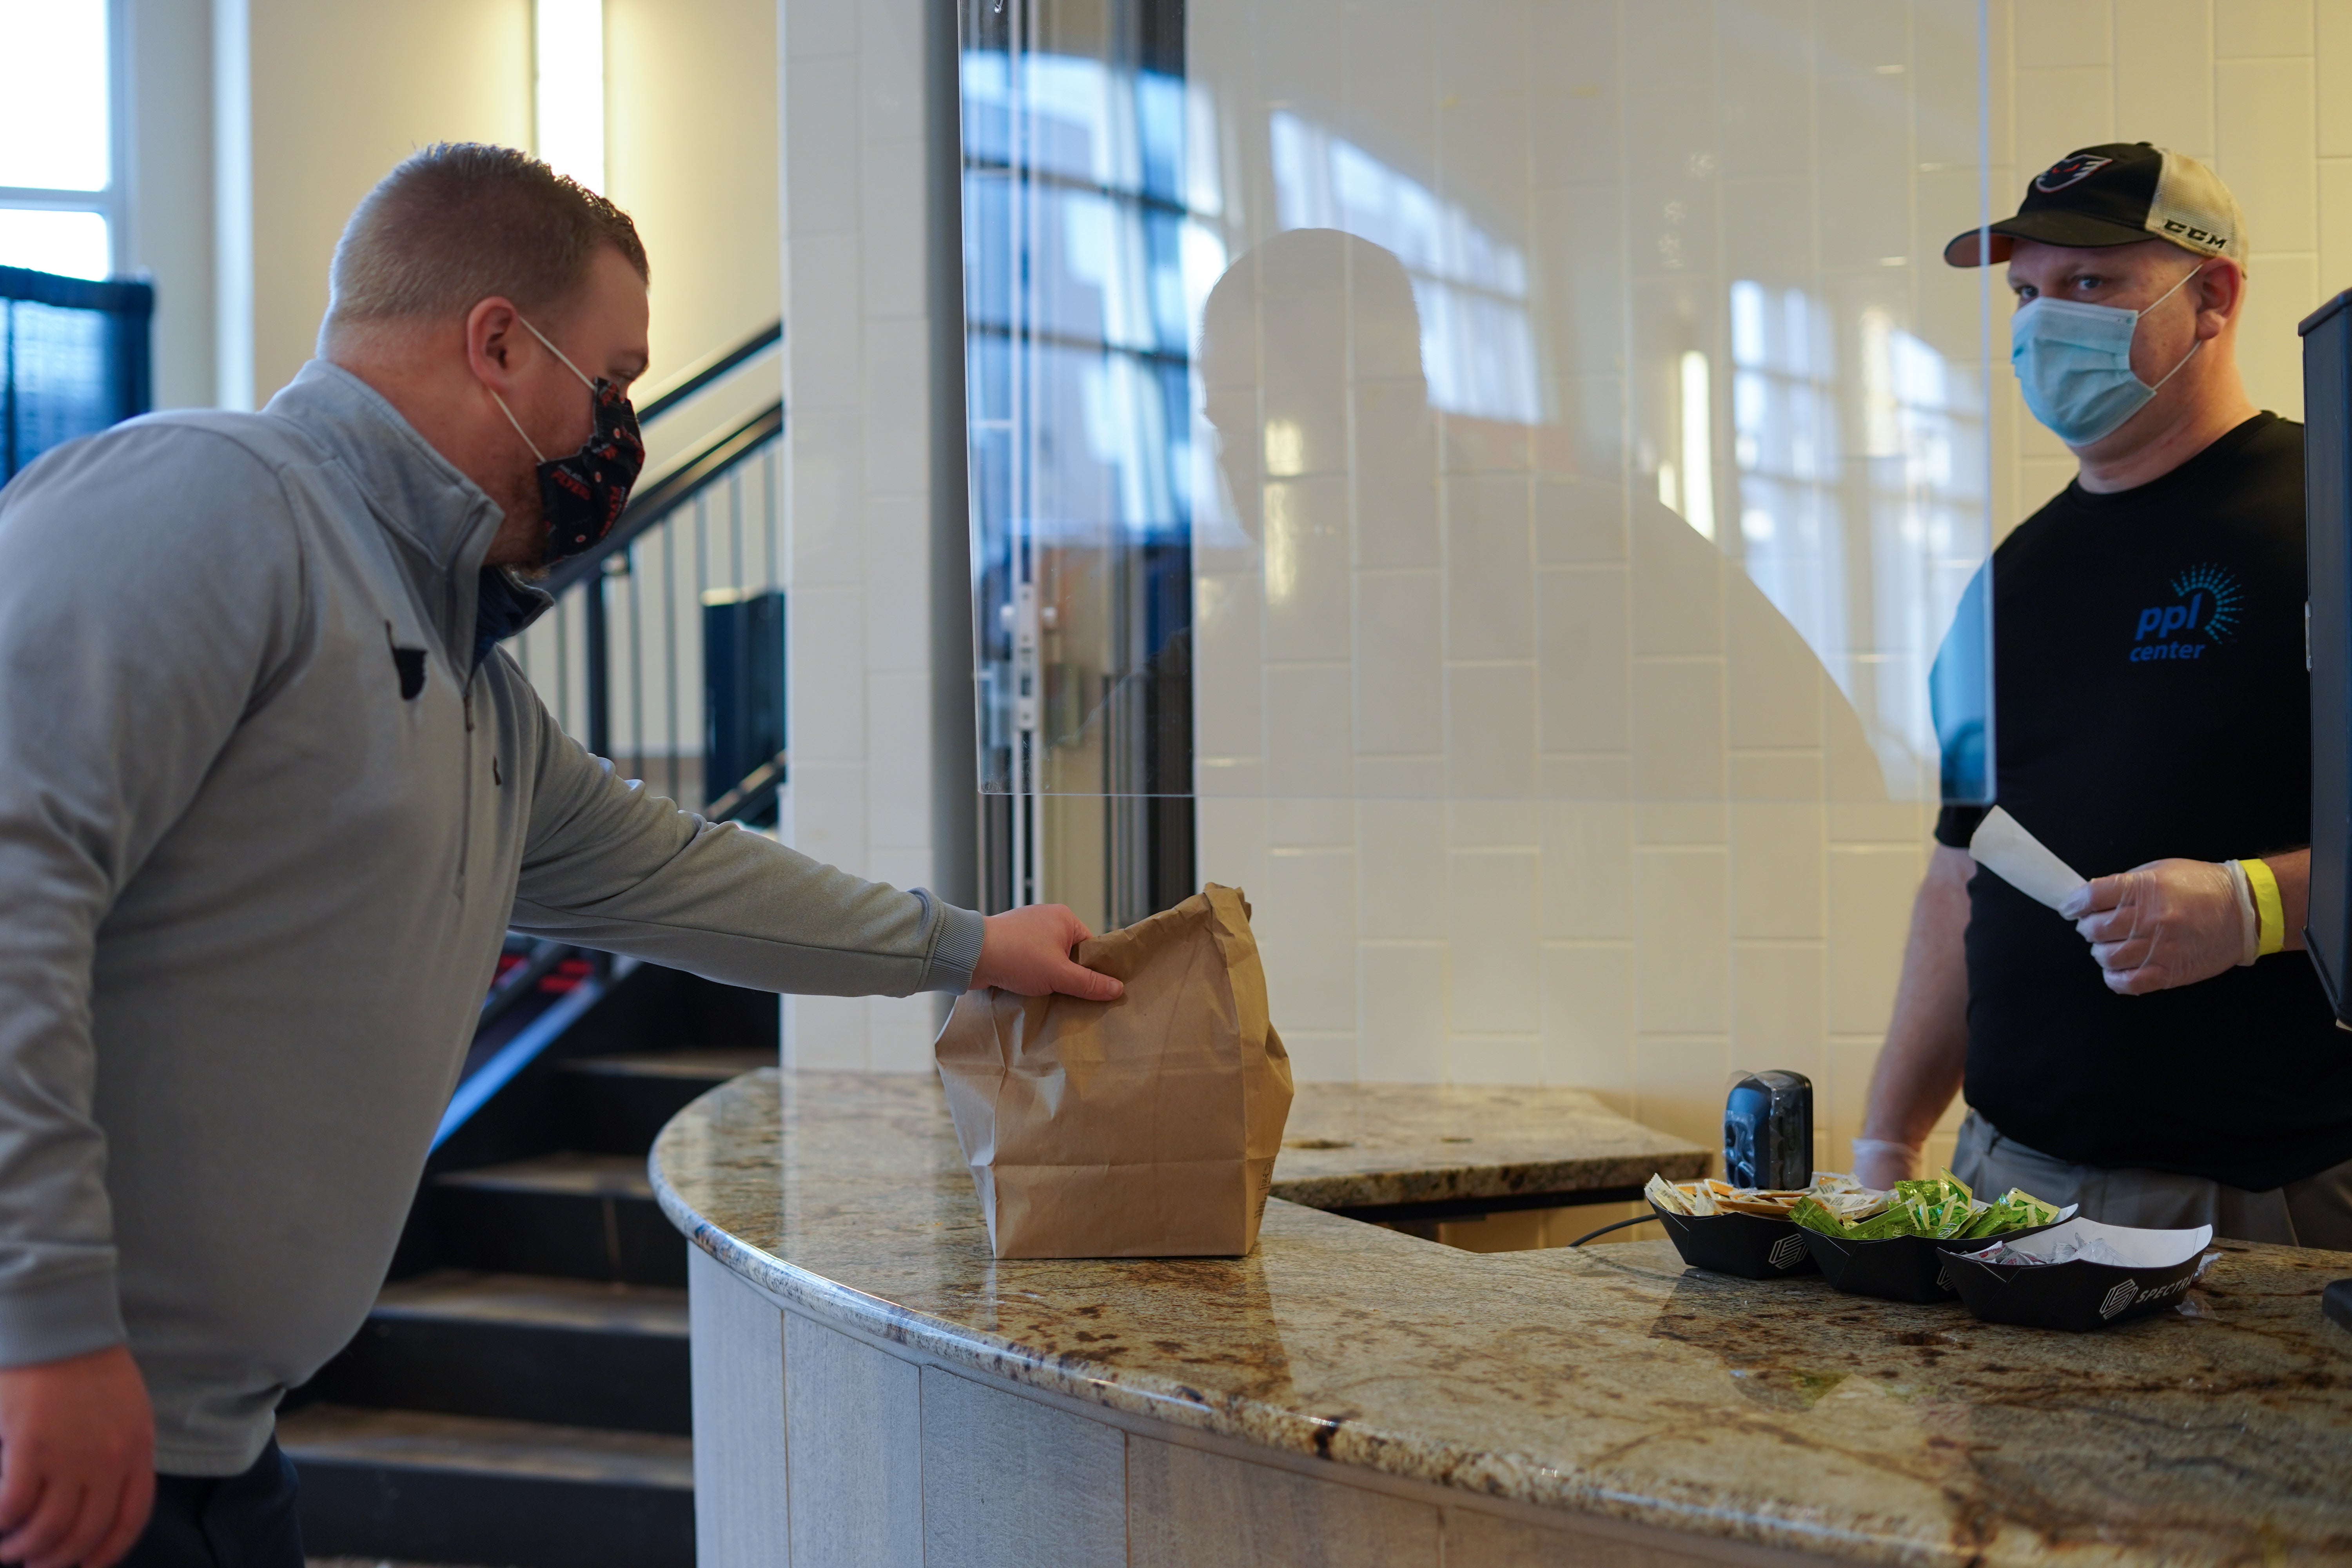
[[0, 0, 118, 279]]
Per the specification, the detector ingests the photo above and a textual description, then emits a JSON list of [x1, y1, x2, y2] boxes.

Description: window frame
[[0, 0, 129, 279]]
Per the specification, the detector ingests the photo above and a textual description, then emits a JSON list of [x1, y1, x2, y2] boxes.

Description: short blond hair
[[325, 143, 648, 335]]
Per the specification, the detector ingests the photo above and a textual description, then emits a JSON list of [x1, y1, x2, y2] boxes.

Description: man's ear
[[2194, 259, 2246, 338], [467, 297, 524, 385]]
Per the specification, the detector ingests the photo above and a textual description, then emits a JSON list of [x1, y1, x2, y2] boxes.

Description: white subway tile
[[2014, 67, 2118, 171], [2217, 57, 2318, 252], [2117, 0, 2218, 155], [1439, 95, 1533, 225], [1630, 657, 1726, 801], [1630, 1034, 1733, 1153], [1358, 800, 1450, 939], [1196, 797, 1273, 899], [784, 0, 858, 60], [1345, 0, 1438, 168], [1534, 474, 1630, 566], [867, 994, 936, 1074], [1628, 500, 1724, 656], [1264, 476, 1354, 662], [1540, 802, 1634, 940], [865, 671, 929, 848], [786, 760, 869, 876], [2237, 252, 2319, 419], [1267, 798, 1357, 849], [855, 0, 921, 132], [1633, 802, 1726, 846], [2216, 0, 2313, 55], [790, 994, 870, 1071], [860, 316, 930, 494], [785, 235, 864, 413], [2322, 159, 2352, 290], [1358, 942, 1449, 1082], [2322, 1, 2352, 152], [860, 493, 927, 670], [1445, 663, 1537, 797], [857, 136, 927, 319], [1281, 1031, 1361, 1082], [1352, 383, 1443, 568], [789, 585, 867, 762], [784, 60, 862, 234], [1446, 801, 1541, 848], [1732, 942, 1826, 1076], [1538, 566, 1629, 753], [1449, 1034, 1544, 1085], [1542, 944, 1633, 1096], [1266, 664, 1356, 797], [1635, 847, 1728, 1034], [1447, 850, 1542, 1034], [1193, 572, 1265, 766], [1354, 569, 1444, 755], [1827, 846, 1924, 1036], [1731, 802, 1826, 940], [1261, 849, 1359, 1032], [1448, 475, 1537, 660], [2012, 3, 2116, 67]]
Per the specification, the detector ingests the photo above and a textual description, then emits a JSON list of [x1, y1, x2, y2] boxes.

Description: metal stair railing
[[507, 322, 786, 818]]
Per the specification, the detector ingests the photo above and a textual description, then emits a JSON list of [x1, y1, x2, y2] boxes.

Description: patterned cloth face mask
[[486, 317, 646, 560], [2009, 262, 2205, 448]]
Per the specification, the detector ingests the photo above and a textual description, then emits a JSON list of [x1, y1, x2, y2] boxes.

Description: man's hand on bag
[[973, 904, 1125, 1001], [2062, 858, 2241, 995], [0, 1344, 154, 1568]]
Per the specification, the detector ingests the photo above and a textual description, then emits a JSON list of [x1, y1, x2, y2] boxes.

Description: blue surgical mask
[[2010, 263, 2205, 446]]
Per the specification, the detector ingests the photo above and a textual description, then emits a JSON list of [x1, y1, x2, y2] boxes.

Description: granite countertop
[[653, 1069, 2352, 1566], [1273, 1079, 1707, 1208]]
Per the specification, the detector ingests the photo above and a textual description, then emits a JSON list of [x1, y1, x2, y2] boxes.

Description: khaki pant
[[1952, 1111, 2352, 1250]]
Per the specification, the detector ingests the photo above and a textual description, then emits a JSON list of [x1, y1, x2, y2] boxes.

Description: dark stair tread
[[434, 1152, 653, 1198], [372, 1270, 686, 1338], [280, 1405, 693, 1489], [557, 1048, 772, 1080]]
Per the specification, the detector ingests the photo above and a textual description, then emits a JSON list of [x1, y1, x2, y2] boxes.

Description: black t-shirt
[[1935, 413, 2352, 1191]]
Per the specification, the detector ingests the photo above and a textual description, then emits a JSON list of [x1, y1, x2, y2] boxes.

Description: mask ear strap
[[2140, 263, 2210, 393], [487, 387, 548, 463], [517, 316, 598, 389]]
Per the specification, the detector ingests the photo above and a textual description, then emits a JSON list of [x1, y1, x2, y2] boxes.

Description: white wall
[[776, 0, 953, 1071], [203, 0, 777, 410]]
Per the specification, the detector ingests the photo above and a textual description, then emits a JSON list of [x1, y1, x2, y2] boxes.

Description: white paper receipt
[[1968, 806, 2089, 913]]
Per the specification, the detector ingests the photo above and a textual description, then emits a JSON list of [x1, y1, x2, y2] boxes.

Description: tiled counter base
[[655, 1070, 2352, 1567]]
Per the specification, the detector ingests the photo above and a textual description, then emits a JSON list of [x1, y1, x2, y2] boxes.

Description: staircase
[[281, 964, 776, 1568]]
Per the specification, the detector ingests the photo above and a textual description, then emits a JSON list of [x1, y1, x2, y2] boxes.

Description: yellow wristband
[[2241, 858, 2285, 957]]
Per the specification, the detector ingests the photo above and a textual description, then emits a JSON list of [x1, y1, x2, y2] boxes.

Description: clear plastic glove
[[2061, 859, 2243, 995], [1851, 1137, 1922, 1190]]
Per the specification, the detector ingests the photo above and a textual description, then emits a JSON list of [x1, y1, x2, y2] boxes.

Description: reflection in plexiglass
[[962, 0, 1994, 935]]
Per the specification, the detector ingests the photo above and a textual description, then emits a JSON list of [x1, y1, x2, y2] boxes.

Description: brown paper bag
[[935, 884, 1294, 1258]]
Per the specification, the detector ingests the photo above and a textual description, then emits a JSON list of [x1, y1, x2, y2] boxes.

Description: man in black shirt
[[1856, 143, 2352, 1246]]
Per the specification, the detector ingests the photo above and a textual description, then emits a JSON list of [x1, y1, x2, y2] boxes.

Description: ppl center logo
[[2130, 563, 2241, 663]]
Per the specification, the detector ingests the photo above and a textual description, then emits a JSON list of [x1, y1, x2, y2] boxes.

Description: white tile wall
[[778, 0, 946, 1070], [778, 0, 2352, 1160], [1168, 0, 2352, 1178]]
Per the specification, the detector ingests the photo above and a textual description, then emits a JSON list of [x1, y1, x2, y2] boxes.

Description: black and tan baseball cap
[[1943, 142, 2246, 267]]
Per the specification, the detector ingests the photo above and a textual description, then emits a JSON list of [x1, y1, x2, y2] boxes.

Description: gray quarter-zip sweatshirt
[[0, 361, 983, 1473]]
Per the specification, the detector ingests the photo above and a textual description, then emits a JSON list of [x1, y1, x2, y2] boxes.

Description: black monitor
[[2303, 289, 2352, 1023]]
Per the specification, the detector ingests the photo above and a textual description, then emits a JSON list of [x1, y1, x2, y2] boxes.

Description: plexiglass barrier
[[962, 0, 1993, 920]]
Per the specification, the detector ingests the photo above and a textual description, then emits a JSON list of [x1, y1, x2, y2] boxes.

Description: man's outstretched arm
[[1853, 845, 1974, 1189]]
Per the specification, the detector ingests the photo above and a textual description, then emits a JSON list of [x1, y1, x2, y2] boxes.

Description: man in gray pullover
[[0, 145, 1119, 1568]]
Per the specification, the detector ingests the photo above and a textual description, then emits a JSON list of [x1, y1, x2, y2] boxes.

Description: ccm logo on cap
[[2035, 152, 2112, 192], [2161, 217, 2231, 248]]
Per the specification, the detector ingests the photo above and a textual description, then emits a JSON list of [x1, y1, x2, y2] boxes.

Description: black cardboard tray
[[1800, 1209, 2076, 1305], [1650, 1201, 1817, 1279], [1941, 1218, 2213, 1332]]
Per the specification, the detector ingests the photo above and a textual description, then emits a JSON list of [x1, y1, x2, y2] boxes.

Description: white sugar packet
[[1968, 806, 2088, 913]]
